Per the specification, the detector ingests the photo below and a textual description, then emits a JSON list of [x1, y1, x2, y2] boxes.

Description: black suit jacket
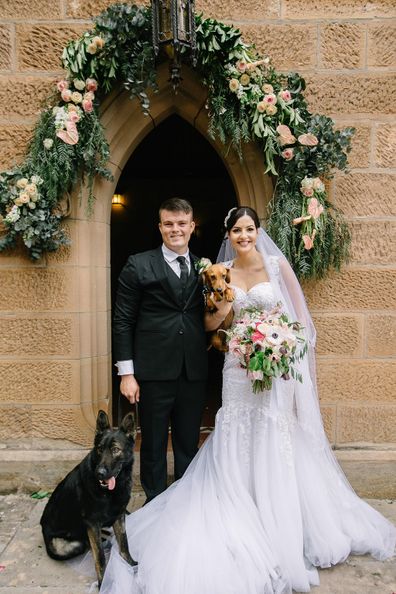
[[113, 247, 208, 381]]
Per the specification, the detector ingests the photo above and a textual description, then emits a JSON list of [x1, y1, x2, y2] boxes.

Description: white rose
[[73, 79, 86, 91], [16, 178, 28, 189], [71, 91, 82, 104], [43, 138, 54, 150]]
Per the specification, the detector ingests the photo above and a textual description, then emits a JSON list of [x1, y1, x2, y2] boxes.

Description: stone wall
[[0, 0, 395, 446]]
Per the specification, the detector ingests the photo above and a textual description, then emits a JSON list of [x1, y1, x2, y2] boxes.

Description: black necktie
[[177, 256, 188, 288]]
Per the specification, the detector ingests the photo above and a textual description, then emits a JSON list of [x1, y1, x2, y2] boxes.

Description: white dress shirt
[[116, 244, 191, 376]]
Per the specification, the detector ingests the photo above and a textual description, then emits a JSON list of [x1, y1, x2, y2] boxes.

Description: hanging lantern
[[151, 0, 196, 90]]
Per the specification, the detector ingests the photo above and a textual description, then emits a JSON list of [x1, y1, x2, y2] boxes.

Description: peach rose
[[236, 60, 247, 72], [298, 133, 318, 146], [19, 192, 30, 204], [93, 36, 104, 49], [279, 89, 291, 102], [257, 101, 266, 113], [25, 183, 37, 196], [85, 78, 98, 92], [57, 79, 69, 92], [302, 230, 316, 250], [82, 99, 93, 113], [281, 148, 294, 160], [14, 197, 23, 206], [84, 91, 95, 101], [240, 73, 250, 86], [61, 89, 72, 102], [229, 78, 239, 92], [16, 178, 28, 189], [262, 83, 273, 94], [302, 187, 314, 197], [87, 43, 97, 55], [276, 124, 296, 146], [68, 104, 78, 112], [307, 197, 324, 219], [71, 91, 82, 104], [266, 104, 277, 116]]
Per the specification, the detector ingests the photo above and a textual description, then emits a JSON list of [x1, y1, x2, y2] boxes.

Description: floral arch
[[0, 3, 354, 280]]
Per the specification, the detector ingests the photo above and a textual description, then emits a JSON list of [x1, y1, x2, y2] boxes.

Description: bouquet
[[223, 304, 307, 393]]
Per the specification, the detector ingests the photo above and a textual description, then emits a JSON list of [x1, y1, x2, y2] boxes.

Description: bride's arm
[[204, 298, 233, 331]]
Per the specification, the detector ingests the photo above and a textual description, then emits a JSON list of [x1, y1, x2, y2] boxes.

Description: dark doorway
[[111, 114, 237, 429]]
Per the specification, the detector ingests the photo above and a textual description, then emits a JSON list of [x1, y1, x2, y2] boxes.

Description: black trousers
[[138, 369, 206, 502]]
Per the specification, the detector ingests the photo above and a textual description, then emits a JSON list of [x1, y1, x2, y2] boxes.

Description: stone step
[[1, 440, 396, 498]]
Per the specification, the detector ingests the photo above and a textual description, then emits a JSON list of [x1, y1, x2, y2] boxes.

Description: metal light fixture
[[151, 0, 196, 91]]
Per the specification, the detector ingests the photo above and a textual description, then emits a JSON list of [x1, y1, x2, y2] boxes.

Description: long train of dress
[[100, 282, 396, 594]]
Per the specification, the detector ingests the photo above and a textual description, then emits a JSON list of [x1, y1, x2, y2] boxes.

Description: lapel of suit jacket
[[150, 247, 180, 308]]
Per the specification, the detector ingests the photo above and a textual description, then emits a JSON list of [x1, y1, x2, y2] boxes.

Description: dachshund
[[202, 263, 234, 352]]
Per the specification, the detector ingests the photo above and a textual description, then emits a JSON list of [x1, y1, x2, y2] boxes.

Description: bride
[[100, 206, 395, 594]]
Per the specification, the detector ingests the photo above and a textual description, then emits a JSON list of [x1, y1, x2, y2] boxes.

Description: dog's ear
[[225, 267, 231, 283], [96, 410, 110, 434], [202, 269, 209, 285], [120, 412, 137, 441]]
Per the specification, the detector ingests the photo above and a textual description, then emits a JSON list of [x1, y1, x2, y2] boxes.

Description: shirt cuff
[[116, 360, 134, 375]]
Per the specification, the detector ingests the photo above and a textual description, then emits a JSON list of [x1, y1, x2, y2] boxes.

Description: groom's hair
[[159, 198, 193, 220]]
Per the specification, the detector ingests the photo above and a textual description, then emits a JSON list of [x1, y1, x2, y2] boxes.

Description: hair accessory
[[223, 207, 238, 229]]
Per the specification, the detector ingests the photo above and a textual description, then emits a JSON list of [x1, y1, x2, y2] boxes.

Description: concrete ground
[[0, 493, 395, 594]]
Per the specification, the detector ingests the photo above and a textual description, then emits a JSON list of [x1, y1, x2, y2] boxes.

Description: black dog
[[40, 410, 137, 587]]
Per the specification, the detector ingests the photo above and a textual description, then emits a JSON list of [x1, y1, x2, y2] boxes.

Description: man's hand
[[120, 374, 140, 404]]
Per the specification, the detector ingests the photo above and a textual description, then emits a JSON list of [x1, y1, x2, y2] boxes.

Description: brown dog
[[202, 263, 234, 352]]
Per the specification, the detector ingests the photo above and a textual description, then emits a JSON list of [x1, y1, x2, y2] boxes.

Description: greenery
[[0, 2, 354, 278]]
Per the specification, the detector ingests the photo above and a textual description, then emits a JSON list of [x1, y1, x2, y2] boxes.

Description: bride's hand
[[204, 294, 233, 331]]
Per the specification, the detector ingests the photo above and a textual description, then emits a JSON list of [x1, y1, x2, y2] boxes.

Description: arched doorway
[[69, 62, 273, 433], [111, 114, 237, 428]]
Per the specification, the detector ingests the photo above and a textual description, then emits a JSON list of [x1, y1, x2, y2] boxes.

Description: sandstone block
[[0, 361, 74, 403], [0, 406, 31, 439], [320, 23, 365, 69], [0, 26, 11, 71], [0, 269, 74, 312], [335, 172, 396, 217], [0, 316, 74, 356], [366, 314, 396, 358], [343, 123, 371, 169], [31, 406, 94, 446], [313, 314, 363, 356], [66, 0, 146, 18], [368, 23, 396, 68], [316, 360, 396, 403], [283, 0, 394, 19], [304, 74, 395, 115], [338, 405, 396, 443], [17, 25, 87, 72], [375, 123, 396, 169], [0, 0, 61, 19], [349, 220, 395, 265], [0, 124, 33, 170], [319, 404, 336, 444], [303, 269, 396, 311], [196, 0, 280, 21], [0, 76, 55, 117], [241, 24, 317, 70]]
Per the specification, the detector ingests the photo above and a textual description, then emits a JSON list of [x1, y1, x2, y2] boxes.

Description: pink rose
[[281, 148, 294, 160], [85, 78, 98, 92], [61, 89, 72, 102], [57, 79, 69, 92], [82, 99, 93, 113], [280, 89, 291, 102], [302, 187, 314, 197], [251, 330, 264, 343], [236, 60, 247, 72], [68, 111, 80, 123], [263, 93, 277, 105], [307, 197, 324, 219], [298, 133, 319, 146]]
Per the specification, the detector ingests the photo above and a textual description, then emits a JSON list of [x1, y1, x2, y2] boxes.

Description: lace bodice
[[231, 282, 277, 318]]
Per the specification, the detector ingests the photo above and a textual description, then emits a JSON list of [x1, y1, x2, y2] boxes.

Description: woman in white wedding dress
[[100, 206, 395, 594]]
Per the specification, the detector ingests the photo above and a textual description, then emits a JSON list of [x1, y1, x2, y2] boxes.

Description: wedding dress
[[100, 258, 396, 594]]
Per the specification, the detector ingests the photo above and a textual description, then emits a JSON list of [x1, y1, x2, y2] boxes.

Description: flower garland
[[0, 3, 353, 278]]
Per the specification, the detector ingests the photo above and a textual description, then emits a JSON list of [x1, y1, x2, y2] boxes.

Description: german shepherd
[[40, 410, 137, 587]]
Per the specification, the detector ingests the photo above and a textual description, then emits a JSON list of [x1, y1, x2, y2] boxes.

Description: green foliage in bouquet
[[0, 2, 354, 278]]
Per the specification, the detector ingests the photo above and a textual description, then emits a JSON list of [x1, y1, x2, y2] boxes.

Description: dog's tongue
[[107, 476, 116, 490]]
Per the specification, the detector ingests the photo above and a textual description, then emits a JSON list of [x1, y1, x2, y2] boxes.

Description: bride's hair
[[225, 206, 260, 231]]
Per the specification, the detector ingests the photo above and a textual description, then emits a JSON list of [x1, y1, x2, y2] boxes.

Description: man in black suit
[[113, 198, 208, 502]]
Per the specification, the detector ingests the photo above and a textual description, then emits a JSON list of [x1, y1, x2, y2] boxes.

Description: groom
[[113, 198, 208, 502]]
